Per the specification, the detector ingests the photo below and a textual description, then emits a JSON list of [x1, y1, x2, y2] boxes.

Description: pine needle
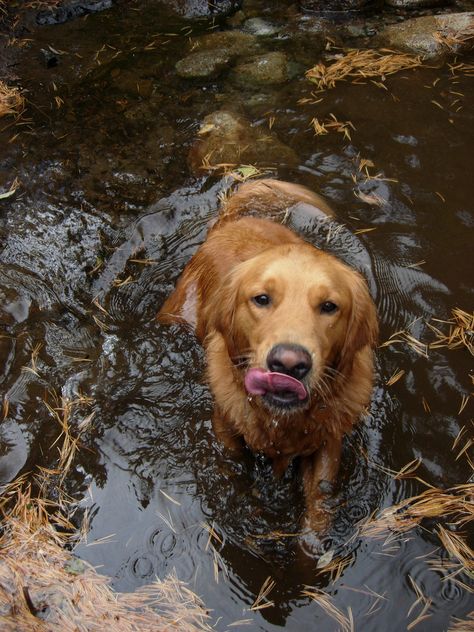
[[386, 369, 405, 387], [0, 481, 211, 631], [0, 81, 25, 118], [310, 114, 355, 140], [380, 329, 429, 358], [358, 484, 473, 578], [303, 587, 353, 632], [306, 49, 422, 91], [0, 177, 20, 200], [250, 576, 276, 611], [428, 309, 474, 355]]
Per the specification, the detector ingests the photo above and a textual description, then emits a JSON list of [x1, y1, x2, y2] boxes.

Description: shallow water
[[1, 3, 473, 630]]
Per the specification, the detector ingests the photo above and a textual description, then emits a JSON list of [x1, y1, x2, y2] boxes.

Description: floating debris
[[160, 489, 181, 506], [380, 328, 429, 358], [438, 526, 473, 574], [306, 49, 422, 91], [197, 160, 275, 190], [354, 227, 377, 235], [427, 308, 474, 355], [358, 483, 473, 579], [352, 155, 398, 186], [448, 61, 474, 78], [231, 164, 272, 182], [44, 393, 95, 482], [156, 507, 177, 533], [302, 587, 353, 632], [310, 114, 355, 140], [453, 423, 473, 468], [354, 190, 388, 207], [386, 369, 406, 387], [250, 576, 276, 611], [317, 549, 334, 569], [201, 521, 223, 549], [0, 480, 210, 631], [433, 29, 474, 52], [404, 260, 426, 270], [21, 342, 42, 377], [458, 395, 470, 416], [23, 0, 63, 9], [250, 529, 300, 541], [0, 81, 24, 118], [317, 552, 355, 583], [112, 274, 133, 287], [407, 575, 432, 630], [0, 177, 20, 200], [448, 611, 474, 631]]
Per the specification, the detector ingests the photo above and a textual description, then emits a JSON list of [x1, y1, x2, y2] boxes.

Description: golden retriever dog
[[158, 179, 378, 533]]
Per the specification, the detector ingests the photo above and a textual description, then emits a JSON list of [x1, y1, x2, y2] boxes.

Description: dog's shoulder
[[206, 216, 302, 255]]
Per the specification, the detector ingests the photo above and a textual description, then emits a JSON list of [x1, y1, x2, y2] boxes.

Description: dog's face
[[207, 243, 377, 413]]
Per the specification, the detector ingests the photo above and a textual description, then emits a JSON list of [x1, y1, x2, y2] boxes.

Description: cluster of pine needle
[[306, 48, 422, 91], [0, 81, 24, 119]]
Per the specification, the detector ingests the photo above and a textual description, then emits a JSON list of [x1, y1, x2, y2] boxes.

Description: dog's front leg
[[212, 408, 244, 453], [301, 436, 342, 533]]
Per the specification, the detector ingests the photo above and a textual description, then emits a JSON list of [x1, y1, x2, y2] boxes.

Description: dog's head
[[205, 243, 378, 413]]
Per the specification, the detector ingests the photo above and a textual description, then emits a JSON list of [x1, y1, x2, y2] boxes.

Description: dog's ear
[[337, 271, 378, 374], [201, 266, 245, 360]]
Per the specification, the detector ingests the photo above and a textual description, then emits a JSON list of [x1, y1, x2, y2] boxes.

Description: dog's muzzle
[[244, 368, 309, 410]]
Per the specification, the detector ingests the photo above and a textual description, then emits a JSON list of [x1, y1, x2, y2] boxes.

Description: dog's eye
[[252, 294, 271, 307], [320, 301, 338, 314]]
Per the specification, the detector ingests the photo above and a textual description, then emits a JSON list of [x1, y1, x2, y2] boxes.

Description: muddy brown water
[[1, 3, 473, 630]]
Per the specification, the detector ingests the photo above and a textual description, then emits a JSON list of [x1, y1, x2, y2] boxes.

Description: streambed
[[0, 2, 473, 630]]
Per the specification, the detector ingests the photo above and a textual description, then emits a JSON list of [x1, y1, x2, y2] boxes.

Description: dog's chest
[[241, 412, 327, 459]]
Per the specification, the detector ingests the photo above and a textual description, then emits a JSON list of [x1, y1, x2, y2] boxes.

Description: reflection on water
[[0, 3, 472, 630]]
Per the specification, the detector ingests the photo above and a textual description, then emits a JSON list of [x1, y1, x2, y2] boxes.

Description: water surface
[[0, 4, 472, 630]]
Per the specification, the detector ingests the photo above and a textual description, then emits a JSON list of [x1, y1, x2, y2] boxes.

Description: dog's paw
[[307, 503, 333, 533], [299, 527, 325, 558], [297, 500, 334, 558], [318, 479, 335, 496]]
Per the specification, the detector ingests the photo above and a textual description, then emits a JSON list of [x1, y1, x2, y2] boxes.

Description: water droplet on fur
[[247, 396, 253, 402], [271, 418, 278, 427], [304, 428, 308, 435]]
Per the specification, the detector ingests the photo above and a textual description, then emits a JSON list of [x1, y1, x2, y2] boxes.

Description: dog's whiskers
[[312, 369, 339, 407], [322, 365, 346, 382], [228, 350, 254, 371], [314, 380, 331, 403], [232, 358, 251, 369]]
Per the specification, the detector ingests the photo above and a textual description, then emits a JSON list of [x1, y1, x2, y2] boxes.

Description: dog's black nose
[[266, 344, 312, 380]]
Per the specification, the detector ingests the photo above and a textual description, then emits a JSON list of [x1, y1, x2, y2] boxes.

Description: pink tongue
[[244, 368, 307, 400]]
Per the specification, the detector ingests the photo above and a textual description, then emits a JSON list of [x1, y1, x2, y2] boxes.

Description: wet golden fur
[[158, 180, 378, 531]]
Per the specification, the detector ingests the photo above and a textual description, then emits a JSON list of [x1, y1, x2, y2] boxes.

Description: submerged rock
[[242, 17, 281, 36], [231, 52, 291, 86], [376, 12, 474, 58], [175, 50, 233, 79], [279, 15, 342, 55], [193, 30, 261, 56], [385, 0, 448, 7], [154, 0, 241, 19], [175, 30, 261, 79], [188, 110, 297, 174], [110, 69, 154, 97], [36, 0, 112, 25], [300, 0, 374, 11]]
